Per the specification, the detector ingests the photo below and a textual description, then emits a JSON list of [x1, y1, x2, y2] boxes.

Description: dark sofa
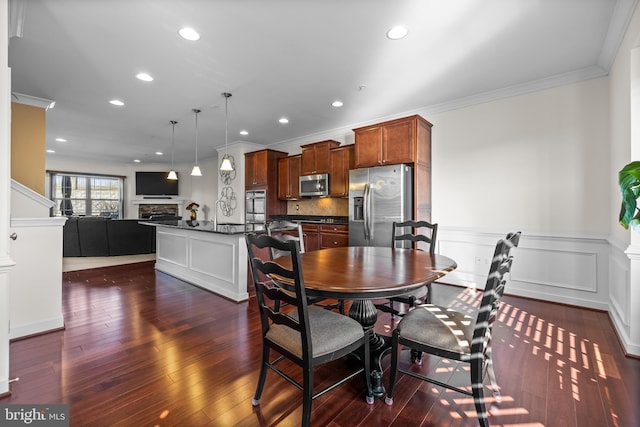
[[63, 217, 156, 257]]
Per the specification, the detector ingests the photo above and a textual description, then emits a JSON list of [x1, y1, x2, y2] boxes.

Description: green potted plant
[[619, 161, 640, 232]]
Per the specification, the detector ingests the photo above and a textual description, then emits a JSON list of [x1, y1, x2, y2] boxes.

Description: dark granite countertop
[[141, 220, 247, 235], [269, 215, 348, 225]]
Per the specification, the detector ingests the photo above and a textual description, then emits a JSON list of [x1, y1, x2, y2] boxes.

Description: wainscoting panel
[[609, 252, 630, 327], [157, 231, 188, 267], [511, 247, 597, 292], [437, 228, 610, 311]]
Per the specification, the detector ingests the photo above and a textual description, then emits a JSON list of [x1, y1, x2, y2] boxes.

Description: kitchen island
[[142, 220, 249, 302]]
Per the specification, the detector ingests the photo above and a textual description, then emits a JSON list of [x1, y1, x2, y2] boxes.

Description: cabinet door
[[354, 127, 382, 168], [301, 146, 317, 175], [252, 150, 269, 185], [382, 119, 414, 165], [301, 224, 320, 251], [245, 152, 256, 185], [245, 152, 266, 186], [277, 158, 290, 199], [329, 145, 354, 197], [301, 141, 340, 175], [278, 155, 301, 200], [288, 155, 301, 199]]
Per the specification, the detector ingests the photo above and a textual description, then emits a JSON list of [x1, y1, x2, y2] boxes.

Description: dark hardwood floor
[[2, 261, 639, 426]]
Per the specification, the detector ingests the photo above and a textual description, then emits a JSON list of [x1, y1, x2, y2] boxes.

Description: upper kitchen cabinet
[[245, 149, 288, 188], [353, 115, 433, 168], [329, 145, 354, 198], [278, 155, 301, 200], [300, 140, 341, 175]]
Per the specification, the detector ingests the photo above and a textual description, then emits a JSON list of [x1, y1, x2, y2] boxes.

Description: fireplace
[[132, 199, 184, 219]]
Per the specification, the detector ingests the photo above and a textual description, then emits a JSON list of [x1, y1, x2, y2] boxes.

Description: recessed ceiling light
[[133, 159, 141, 163], [387, 25, 408, 40], [279, 117, 289, 124], [46, 149, 55, 153], [179, 27, 200, 41], [155, 151, 163, 156], [136, 72, 154, 82], [55, 137, 67, 142], [331, 100, 344, 108], [109, 99, 125, 106], [240, 130, 249, 136]]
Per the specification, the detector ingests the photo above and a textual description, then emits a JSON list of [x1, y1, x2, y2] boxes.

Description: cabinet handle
[[9, 233, 17, 240]]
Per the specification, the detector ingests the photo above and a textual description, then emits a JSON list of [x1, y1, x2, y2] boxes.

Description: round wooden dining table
[[274, 245, 457, 397]]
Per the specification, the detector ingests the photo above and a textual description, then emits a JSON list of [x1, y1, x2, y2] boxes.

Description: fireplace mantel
[[132, 198, 185, 207]]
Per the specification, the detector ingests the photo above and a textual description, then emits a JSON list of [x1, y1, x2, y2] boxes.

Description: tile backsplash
[[287, 198, 348, 216]]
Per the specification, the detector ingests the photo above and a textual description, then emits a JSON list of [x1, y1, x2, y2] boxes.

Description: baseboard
[[9, 317, 65, 340]]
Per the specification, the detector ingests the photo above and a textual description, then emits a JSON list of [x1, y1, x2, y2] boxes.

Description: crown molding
[[11, 92, 54, 109]]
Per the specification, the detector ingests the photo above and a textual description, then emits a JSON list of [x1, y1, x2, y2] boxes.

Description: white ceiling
[[8, 0, 638, 165]]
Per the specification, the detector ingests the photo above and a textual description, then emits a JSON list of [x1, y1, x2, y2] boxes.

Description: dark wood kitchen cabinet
[[278, 155, 301, 200], [300, 140, 340, 175], [329, 144, 354, 197], [353, 115, 433, 222], [301, 223, 320, 251], [244, 149, 288, 217], [319, 224, 349, 249], [245, 149, 287, 187], [353, 115, 431, 168]]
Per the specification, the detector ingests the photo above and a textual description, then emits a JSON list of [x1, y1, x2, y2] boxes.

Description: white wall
[[429, 78, 610, 235], [46, 156, 219, 220]]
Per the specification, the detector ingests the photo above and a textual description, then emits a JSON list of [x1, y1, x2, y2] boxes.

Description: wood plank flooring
[[2, 261, 639, 426]]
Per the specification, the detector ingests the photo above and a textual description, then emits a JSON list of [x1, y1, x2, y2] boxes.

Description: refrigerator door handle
[[363, 183, 370, 241]]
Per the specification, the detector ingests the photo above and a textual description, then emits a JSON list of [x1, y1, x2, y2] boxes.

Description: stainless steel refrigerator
[[349, 164, 413, 247]]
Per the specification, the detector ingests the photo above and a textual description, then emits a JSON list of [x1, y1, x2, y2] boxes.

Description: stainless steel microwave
[[299, 174, 329, 197]]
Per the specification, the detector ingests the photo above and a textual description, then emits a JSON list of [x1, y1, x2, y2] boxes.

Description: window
[[49, 172, 124, 218]]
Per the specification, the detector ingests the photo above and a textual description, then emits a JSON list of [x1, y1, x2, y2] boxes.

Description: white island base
[[152, 224, 249, 302]]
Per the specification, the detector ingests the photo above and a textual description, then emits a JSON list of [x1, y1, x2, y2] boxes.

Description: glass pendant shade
[[220, 155, 233, 171], [167, 170, 178, 180], [191, 165, 202, 176]]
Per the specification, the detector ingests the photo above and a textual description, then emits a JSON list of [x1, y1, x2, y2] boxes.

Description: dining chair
[[246, 233, 374, 426], [384, 231, 521, 427], [374, 220, 438, 317], [266, 220, 306, 258], [267, 220, 344, 314]]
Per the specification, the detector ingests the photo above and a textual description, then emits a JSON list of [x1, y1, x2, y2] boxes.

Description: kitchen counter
[[142, 220, 249, 302], [141, 220, 247, 234]]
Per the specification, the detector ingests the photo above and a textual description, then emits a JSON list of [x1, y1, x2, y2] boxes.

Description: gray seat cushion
[[266, 306, 363, 359], [397, 304, 475, 356]]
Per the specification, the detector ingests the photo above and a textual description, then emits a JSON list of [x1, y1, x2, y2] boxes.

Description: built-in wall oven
[[246, 190, 266, 231]]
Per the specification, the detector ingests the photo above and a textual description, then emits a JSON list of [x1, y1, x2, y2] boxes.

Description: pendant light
[[220, 92, 234, 171], [191, 108, 202, 176], [167, 120, 178, 180]]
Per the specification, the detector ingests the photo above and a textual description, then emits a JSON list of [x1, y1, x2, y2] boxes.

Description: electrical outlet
[[295, 204, 299, 211]]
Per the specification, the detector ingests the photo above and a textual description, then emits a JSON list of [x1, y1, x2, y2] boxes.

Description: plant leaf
[[619, 161, 640, 229]]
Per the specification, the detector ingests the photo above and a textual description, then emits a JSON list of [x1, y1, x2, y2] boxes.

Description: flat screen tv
[[135, 172, 179, 196]]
